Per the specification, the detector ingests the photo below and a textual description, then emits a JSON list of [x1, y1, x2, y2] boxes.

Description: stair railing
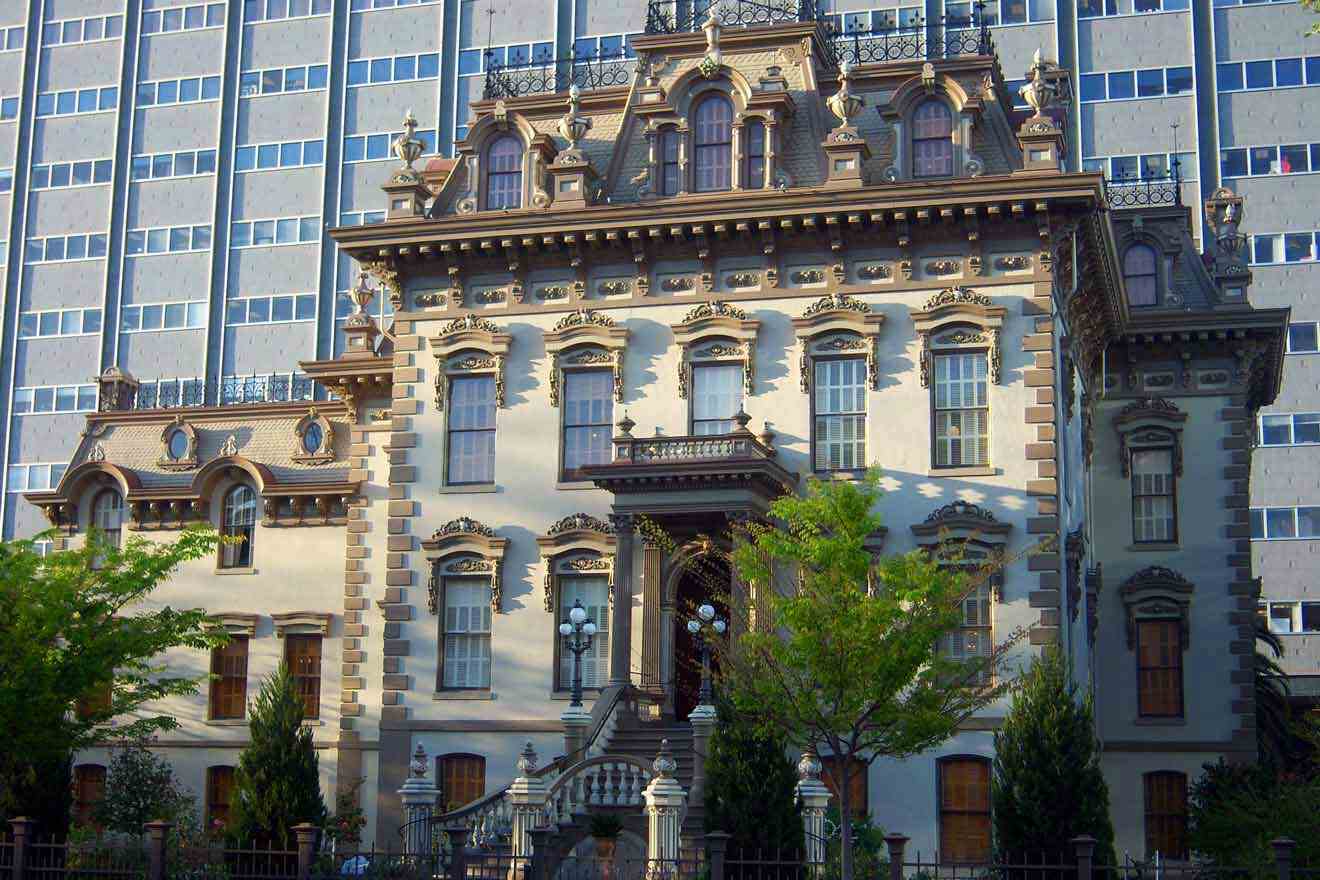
[[542, 754, 654, 827], [420, 683, 638, 845]]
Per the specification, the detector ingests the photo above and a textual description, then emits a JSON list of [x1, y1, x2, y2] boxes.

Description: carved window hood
[[671, 301, 760, 400], [792, 292, 886, 393], [423, 517, 510, 614], [429, 314, 514, 409], [535, 513, 618, 613], [544, 310, 629, 406]]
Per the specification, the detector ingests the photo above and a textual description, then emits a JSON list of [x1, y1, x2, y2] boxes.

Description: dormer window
[[693, 95, 733, 192], [1123, 244, 1159, 307], [744, 119, 767, 189], [912, 99, 954, 178], [485, 135, 523, 210], [660, 129, 681, 196]]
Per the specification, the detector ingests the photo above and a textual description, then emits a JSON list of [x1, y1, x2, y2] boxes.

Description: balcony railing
[[128, 373, 315, 411], [828, 14, 993, 66], [613, 433, 777, 465], [645, 0, 824, 33], [483, 48, 636, 100], [1105, 162, 1183, 209]]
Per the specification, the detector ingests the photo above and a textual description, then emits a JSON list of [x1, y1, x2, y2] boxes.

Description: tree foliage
[[1189, 759, 1320, 868], [0, 527, 225, 831], [721, 470, 1023, 880], [93, 737, 197, 835], [703, 697, 803, 857], [230, 664, 327, 846], [992, 648, 1115, 864]]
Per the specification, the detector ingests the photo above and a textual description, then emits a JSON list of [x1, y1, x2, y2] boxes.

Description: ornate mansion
[[29, 4, 1287, 863]]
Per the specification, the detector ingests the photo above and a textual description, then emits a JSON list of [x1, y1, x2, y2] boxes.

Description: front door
[[671, 556, 729, 721]]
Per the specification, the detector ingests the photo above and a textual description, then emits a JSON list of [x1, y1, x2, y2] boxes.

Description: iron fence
[[1105, 161, 1184, 209], [827, 14, 992, 66], [645, 0, 823, 33], [483, 49, 636, 100], [125, 373, 316, 411]]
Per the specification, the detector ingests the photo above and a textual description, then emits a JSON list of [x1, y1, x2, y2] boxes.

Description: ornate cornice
[[553, 309, 615, 331], [547, 512, 614, 535], [433, 516, 495, 538]]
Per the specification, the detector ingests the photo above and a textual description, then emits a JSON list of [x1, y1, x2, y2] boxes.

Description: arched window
[[744, 119, 766, 189], [660, 129, 681, 196], [220, 485, 256, 569], [912, 99, 955, 178], [484, 135, 523, 210], [1124, 244, 1159, 306], [693, 95, 733, 192], [91, 490, 123, 549]]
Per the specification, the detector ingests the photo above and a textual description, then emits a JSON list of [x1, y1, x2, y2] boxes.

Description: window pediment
[[1120, 565, 1193, 649], [545, 310, 628, 407], [209, 612, 258, 636], [910, 500, 1012, 548], [292, 408, 335, 465], [430, 315, 513, 410], [536, 513, 616, 613], [672, 300, 760, 399], [911, 287, 1006, 387], [1113, 397, 1186, 477], [272, 611, 332, 637], [452, 113, 555, 215], [792, 293, 886, 393], [423, 517, 508, 613], [159, 416, 199, 471]]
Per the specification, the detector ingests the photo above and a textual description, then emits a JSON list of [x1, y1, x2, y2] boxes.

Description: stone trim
[[1119, 566, 1194, 650], [423, 517, 510, 613], [1024, 277, 1061, 646], [671, 301, 760, 399], [272, 611, 333, 637], [209, 612, 258, 636], [292, 408, 336, 465], [790, 292, 886, 392], [158, 416, 199, 470], [910, 287, 1007, 387], [535, 514, 617, 613], [429, 315, 513, 410], [1219, 394, 1258, 752], [544, 310, 629, 406]]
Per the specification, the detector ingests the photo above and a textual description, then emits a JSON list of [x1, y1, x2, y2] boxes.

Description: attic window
[[485, 136, 522, 210], [693, 95, 733, 192], [1123, 244, 1159, 307], [912, 100, 954, 178]]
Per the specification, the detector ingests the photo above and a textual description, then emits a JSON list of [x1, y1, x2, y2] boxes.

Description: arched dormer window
[[693, 95, 733, 192], [1123, 244, 1159, 307], [91, 489, 124, 549], [660, 128, 682, 196], [912, 99, 954, 178], [485, 135, 523, 210], [744, 119, 766, 189], [220, 484, 257, 569]]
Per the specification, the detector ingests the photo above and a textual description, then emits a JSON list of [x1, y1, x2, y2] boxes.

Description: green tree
[[0, 527, 225, 832], [992, 648, 1115, 864], [702, 697, 803, 858], [93, 737, 197, 835], [1189, 759, 1320, 868], [1302, 0, 1319, 35], [722, 469, 1022, 880], [230, 664, 327, 846]]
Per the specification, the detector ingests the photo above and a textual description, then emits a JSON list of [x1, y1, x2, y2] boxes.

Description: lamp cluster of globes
[[559, 601, 598, 639], [687, 603, 727, 636]]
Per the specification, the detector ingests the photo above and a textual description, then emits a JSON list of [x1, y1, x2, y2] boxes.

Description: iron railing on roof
[[645, 0, 824, 33], [129, 373, 315, 410], [482, 47, 637, 99], [828, 8, 993, 66], [1105, 161, 1184, 209]]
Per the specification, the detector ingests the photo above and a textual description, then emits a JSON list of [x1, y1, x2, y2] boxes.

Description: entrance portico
[[584, 412, 796, 719]]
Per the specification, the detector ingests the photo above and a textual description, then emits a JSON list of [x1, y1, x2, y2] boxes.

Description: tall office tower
[[0, 0, 1315, 687]]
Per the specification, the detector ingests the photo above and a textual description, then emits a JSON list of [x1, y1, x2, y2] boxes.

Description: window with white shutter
[[933, 353, 989, 467], [813, 358, 866, 471], [442, 578, 492, 689], [558, 576, 610, 690], [692, 363, 743, 435], [941, 581, 992, 686], [1131, 448, 1176, 543]]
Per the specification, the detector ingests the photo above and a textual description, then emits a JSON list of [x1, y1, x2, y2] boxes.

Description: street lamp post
[[686, 603, 727, 707], [559, 598, 598, 709]]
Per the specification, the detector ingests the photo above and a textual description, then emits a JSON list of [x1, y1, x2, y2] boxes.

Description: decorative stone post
[[383, 109, 431, 219], [688, 703, 716, 806], [508, 742, 549, 870], [1271, 838, 1297, 880], [561, 704, 591, 761], [883, 834, 909, 880], [643, 740, 687, 879], [398, 744, 440, 856], [795, 753, 832, 875]]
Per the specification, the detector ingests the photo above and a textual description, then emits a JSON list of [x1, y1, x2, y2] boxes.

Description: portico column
[[641, 538, 664, 693], [610, 513, 636, 685]]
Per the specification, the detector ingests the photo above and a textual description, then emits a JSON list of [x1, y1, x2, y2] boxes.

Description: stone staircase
[[600, 717, 704, 834]]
